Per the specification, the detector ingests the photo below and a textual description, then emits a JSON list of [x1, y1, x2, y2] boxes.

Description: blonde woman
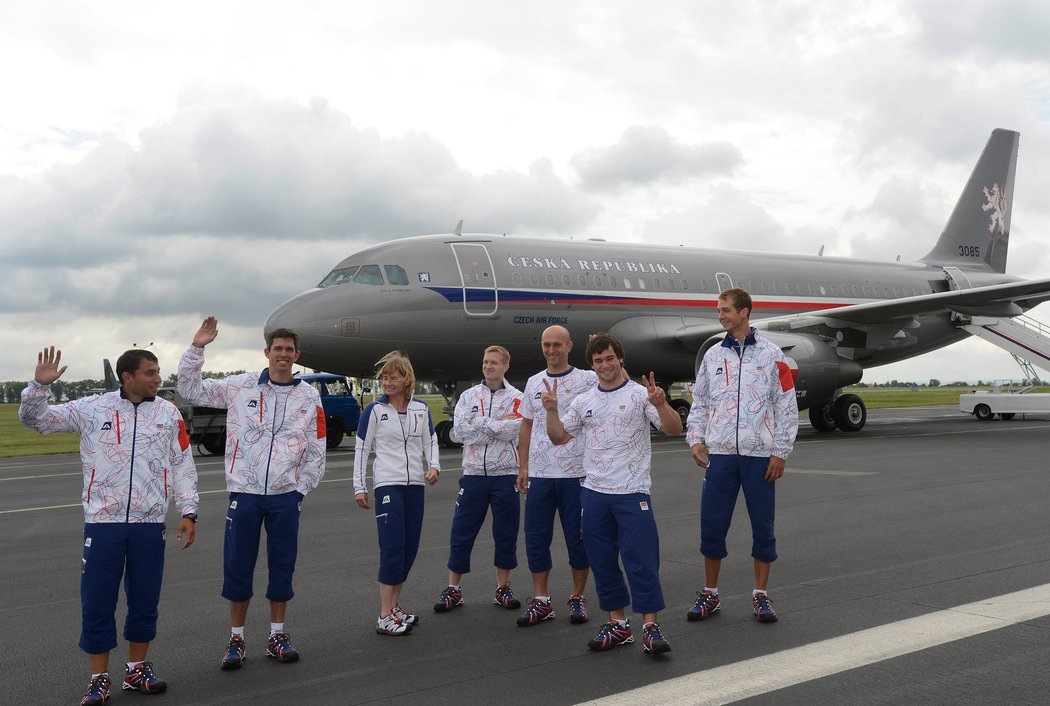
[[353, 352, 440, 635]]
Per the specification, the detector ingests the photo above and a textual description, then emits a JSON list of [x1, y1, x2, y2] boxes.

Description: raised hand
[[642, 372, 666, 406], [540, 378, 559, 412], [34, 346, 68, 385], [192, 316, 219, 348]]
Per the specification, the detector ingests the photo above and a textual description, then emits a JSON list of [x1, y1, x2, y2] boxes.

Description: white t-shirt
[[562, 378, 663, 494], [519, 366, 598, 478]]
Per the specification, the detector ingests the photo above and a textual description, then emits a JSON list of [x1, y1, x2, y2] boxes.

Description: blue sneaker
[[687, 590, 721, 621], [642, 622, 672, 654], [753, 592, 778, 623], [587, 620, 634, 651], [567, 595, 589, 624], [516, 597, 555, 626], [266, 632, 300, 663], [80, 673, 111, 706], [221, 635, 246, 670], [494, 584, 522, 609], [122, 661, 167, 694], [434, 586, 464, 612]]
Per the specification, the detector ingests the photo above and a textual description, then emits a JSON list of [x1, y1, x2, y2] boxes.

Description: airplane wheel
[[671, 399, 690, 426], [201, 434, 225, 456], [436, 420, 462, 449], [808, 403, 838, 432], [833, 394, 866, 432], [326, 418, 344, 449], [999, 412, 1015, 420], [973, 404, 994, 421]]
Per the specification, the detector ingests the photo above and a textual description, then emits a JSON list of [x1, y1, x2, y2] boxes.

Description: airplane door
[[715, 272, 733, 293], [450, 243, 498, 316]]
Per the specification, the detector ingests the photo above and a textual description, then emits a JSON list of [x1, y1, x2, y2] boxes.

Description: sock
[[450, 584, 461, 590], [92, 672, 107, 679], [753, 589, 767, 597], [231, 626, 245, 638], [270, 622, 284, 637], [126, 661, 143, 672], [705, 586, 718, 595], [536, 595, 550, 603], [614, 619, 628, 628]]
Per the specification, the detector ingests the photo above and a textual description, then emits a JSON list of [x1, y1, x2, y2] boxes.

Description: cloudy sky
[[3, 0, 1049, 385]]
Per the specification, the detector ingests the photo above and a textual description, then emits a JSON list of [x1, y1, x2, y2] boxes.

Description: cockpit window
[[353, 264, 385, 285], [318, 266, 360, 288], [384, 265, 409, 285]]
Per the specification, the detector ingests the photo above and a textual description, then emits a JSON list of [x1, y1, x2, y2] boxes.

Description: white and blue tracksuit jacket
[[354, 395, 441, 494]]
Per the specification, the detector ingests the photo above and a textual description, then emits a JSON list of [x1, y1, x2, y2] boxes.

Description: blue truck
[[181, 372, 362, 454]]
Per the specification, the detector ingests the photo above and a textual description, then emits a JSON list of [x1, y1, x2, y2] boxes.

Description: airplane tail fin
[[920, 128, 1019, 274], [103, 359, 119, 391]]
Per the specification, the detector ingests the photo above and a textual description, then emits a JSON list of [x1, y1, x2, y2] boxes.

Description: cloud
[[570, 125, 742, 191]]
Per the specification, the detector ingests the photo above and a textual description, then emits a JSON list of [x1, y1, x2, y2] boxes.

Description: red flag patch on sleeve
[[776, 360, 797, 392], [316, 406, 327, 439], [177, 419, 191, 452]]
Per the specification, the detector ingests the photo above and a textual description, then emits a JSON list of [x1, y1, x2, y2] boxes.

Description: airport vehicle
[[960, 383, 1050, 421], [265, 129, 1050, 441], [181, 372, 361, 454]]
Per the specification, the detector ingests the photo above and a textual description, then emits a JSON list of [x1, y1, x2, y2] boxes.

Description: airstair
[[960, 314, 1050, 376]]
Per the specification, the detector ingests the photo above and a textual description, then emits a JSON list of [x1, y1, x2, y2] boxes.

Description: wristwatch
[[182, 513, 198, 523]]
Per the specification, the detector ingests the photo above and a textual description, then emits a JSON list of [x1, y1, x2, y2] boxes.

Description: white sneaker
[[376, 613, 411, 635], [392, 605, 418, 626]]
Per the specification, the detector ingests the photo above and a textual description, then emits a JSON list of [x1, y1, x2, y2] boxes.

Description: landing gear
[[201, 434, 226, 456], [435, 419, 462, 449], [808, 402, 838, 431], [670, 398, 691, 426], [833, 394, 866, 432]]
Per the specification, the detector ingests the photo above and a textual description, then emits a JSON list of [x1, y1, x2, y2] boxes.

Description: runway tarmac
[[3, 406, 1049, 705]]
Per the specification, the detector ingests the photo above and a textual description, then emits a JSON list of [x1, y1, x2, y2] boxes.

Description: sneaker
[[687, 590, 721, 621], [221, 635, 246, 670], [493, 584, 521, 609], [266, 632, 300, 663], [81, 673, 111, 706], [642, 622, 672, 654], [587, 620, 634, 651], [376, 613, 411, 636], [516, 597, 555, 626], [122, 661, 167, 694], [393, 604, 419, 626], [567, 594, 589, 624], [753, 592, 778, 623], [433, 586, 464, 613]]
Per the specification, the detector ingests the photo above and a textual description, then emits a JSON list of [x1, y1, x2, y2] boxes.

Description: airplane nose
[[265, 293, 319, 342]]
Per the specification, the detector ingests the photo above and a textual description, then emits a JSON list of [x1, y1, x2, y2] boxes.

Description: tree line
[[0, 371, 246, 404]]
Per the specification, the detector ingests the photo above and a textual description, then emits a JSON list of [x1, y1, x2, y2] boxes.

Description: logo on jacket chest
[[101, 421, 112, 430]]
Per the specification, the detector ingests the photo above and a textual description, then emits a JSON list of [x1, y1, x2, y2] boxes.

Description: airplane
[[265, 128, 1050, 446]]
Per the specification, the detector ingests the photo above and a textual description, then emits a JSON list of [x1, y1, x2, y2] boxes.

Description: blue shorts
[[523, 477, 589, 574], [700, 454, 777, 563], [79, 522, 166, 654], [580, 489, 664, 614], [375, 485, 426, 586], [222, 491, 303, 603], [447, 474, 520, 574]]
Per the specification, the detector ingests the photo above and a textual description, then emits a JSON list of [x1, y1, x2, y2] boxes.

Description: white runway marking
[[581, 583, 1050, 705], [787, 468, 878, 476]]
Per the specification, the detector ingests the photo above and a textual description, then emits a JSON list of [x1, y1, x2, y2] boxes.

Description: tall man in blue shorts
[[433, 345, 523, 613], [21, 346, 199, 705], [685, 288, 798, 623], [543, 333, 682, 653], [515, 325, 597, 626], [178, 317, 327, 668]]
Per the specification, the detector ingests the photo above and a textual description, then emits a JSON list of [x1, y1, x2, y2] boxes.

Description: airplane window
[[808, 284, 816, 295], [623, 278, 632, 290], [700, 279, 708, 292], [563, 274, 571, 287], [819, 285, 827, 295], [593, 274, 605, 289], [579, 274, 588, 287], [773, 282, 782, 294], [513, 273, 522, 286], [546, 274, 555, 287], [318, 266, 360, 288], [354, 265, 385, 285], [681, 280, 688, 290], [831, 284, 839, 296], [653, 278, 662, 290], [852, 285, 860, 297], [610, 276, 618, 288], [862, 285, 870, 296], [384, 265, 409, 286], [760, 282, 769, 294], [667, 279, 676, 290], [893, 287, 900, 297], [529, 273, 539, 286], [637, 278, 646, 290]]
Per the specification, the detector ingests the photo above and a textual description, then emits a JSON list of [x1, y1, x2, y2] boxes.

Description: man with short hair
[[20, 346, 199, 705], [434, 345, 523, 613], [515, 325, 597, 626], [178, 316, 326, 669], [543, 333, 682, 653], [686, 288, 798, 623]]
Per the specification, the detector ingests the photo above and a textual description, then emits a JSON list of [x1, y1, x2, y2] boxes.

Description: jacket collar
[[258, 369, 301, 386]]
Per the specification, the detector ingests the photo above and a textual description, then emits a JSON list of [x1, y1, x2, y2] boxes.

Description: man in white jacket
[[433, 345, 523, 614], [21, 346, 198, 706], [685, 288, 798, 624], [178, 317, 326, 669]]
